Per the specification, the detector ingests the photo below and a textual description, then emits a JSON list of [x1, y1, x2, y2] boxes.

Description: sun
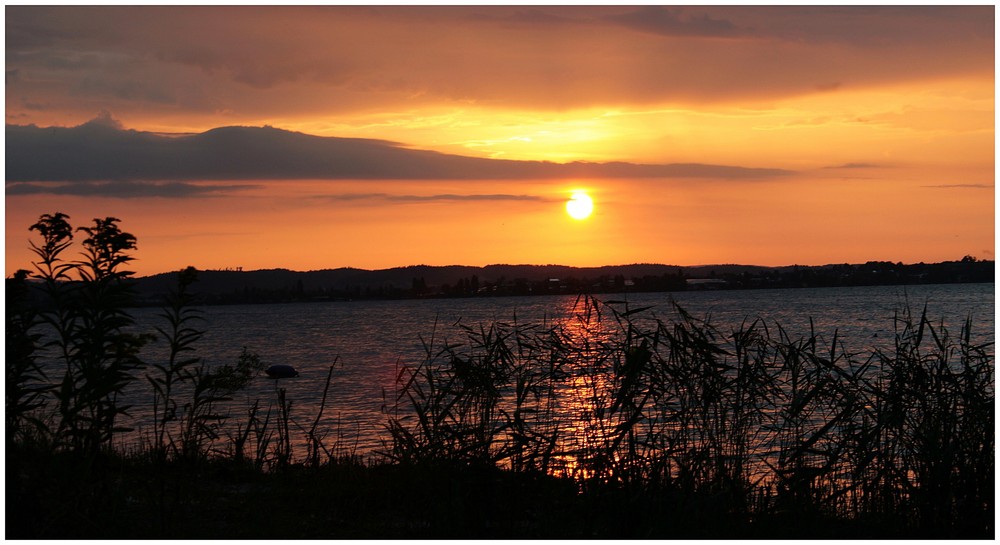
[[566, 191, 594, 220]]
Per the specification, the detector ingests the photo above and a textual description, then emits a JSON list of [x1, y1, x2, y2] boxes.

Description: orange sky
[[5, 5, 995, 277]]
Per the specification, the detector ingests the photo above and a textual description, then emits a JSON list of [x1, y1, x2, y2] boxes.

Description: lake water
[[109, 282, 993, 459]]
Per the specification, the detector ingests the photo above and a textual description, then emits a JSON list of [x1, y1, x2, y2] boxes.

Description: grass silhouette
[[6, 213, 994, 539]]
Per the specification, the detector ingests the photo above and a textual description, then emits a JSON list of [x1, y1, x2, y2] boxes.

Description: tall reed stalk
[[147, 266, 204, 460], [180, 347, 264, 460]]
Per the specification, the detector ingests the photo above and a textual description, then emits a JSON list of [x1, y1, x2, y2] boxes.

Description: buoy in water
[[265, 364, 299, 379]]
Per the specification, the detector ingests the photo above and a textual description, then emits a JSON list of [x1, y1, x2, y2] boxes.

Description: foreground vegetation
[[6, 214, 995, 538]]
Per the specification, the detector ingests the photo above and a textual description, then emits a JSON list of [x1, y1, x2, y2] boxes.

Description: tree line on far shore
[[129, 257, 994, 305]]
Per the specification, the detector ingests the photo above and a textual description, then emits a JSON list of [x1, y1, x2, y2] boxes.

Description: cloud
[[6, 117, 795, 184], [718, 6, 994, 46], [466, 7, 587, 26], [824, 162, 883, 169], [21, 99, 51, 111], [321, 192, 548, 203], [5, 180, 259, 198], [5, 6, 992, 120], [606, 7, 744, 38], [389, 193, 545, 202], [84, 108, 124, 129], [921, 184, 993, 190]]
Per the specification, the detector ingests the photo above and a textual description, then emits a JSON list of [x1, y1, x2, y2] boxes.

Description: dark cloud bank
[[6, 118, 793, 191]]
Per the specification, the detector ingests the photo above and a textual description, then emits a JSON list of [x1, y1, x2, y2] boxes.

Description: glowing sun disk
[[566, 191, 594, 220]]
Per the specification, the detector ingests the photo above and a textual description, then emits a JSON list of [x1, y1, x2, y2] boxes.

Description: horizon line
[[137, 257, 992, 278]]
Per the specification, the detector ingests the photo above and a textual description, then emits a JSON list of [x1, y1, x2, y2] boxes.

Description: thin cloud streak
[[320, 192, 549, 204], [921, 184, 993, 190], [823, 163, 885, 169], [5, 180, 260, 198]]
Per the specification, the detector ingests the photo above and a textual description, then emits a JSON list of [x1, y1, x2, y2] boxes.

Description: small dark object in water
[[265, 364, 299, 379]]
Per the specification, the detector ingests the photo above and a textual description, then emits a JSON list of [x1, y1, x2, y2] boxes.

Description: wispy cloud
[[606, 6, 745, 38], [5, 180, 260, 198], [388, 193, 546, 202], [824, 162, 884, 169], [921, 184, 993, 189], [321, 192, 549, 203]]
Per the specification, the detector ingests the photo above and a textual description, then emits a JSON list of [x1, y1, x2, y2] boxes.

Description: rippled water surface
[[105, 283, 994, 456]]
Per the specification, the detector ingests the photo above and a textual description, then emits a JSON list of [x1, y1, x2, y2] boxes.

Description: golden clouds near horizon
[[4, 6, 993, 276], [266, 72, 993, 171], [5, 173, 994, 279]]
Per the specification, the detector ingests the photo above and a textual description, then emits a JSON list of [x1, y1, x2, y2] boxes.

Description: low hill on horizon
[[132, 259, 994, 305]]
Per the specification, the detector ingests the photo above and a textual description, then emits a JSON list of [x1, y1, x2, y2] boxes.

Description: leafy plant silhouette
[[24, 213, 150, 456]]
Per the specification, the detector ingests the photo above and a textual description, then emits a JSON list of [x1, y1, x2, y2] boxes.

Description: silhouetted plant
[[25, 213, 150, 455], [68, 216, 149, 454], [305, 362, 338, 468], [27, 213, 78, 445], [231, 399, 273, 472], [9, 211, 993, 537], [382, 293, 992, 536], [6, 269, 50, 443], [766, 324, 858, 516], [383, 330, 463, 464], [147, 266, 204, 459], [180, 347, 264, 460], [865, 306, 995, 535], [271, 384, 294, 469], [383, 317, 570, 469]]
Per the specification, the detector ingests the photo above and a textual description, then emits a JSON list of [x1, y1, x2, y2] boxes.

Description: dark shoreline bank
[[130, 258, 994, 306], [7, 444, 942, 540]]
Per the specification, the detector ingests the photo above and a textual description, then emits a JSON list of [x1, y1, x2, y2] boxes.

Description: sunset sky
[[5, 5, 995, 278]]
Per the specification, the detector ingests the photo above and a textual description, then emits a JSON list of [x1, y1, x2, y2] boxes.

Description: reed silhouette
[[380, 295, 993, 537], [6, 212, 994, 538]]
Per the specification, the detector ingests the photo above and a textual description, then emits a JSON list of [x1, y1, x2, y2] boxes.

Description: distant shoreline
[[131, 258, 995, 306]]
